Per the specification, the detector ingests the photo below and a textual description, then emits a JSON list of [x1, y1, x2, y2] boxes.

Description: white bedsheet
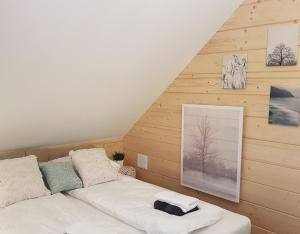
[[66, 195, 250, 234], [0, 193, 140, 234], [68, 176, 248, 234], [0, 182, 250, 234], [0, 194, 75, 234], [192, 209, 250, 234], [65, 220, 134, 234]]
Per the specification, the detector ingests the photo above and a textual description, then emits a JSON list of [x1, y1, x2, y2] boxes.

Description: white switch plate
[[137, 153, 148, 170]]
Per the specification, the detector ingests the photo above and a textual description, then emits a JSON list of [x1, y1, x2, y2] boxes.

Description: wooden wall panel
[[28, 138, 123, 162], [124, 0, 300, 233], [222, 0, 300, 31], [0, 138, 123, 162], [251, 226, 277, 234], [0, 150, 26, 160], [184, 48, 300, 74], [201, 24, 300, 54]]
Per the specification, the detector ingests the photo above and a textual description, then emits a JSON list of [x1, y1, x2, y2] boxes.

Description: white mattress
[[67, 194, 250, 234], [0, 193, 140, 234], [0, 185, 250, 234], [67, 175, 251, 234]]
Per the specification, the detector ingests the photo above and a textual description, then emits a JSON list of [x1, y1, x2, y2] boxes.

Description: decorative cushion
[[69, 148, 108, 159], [39, 161, 83, 194], [71, 149, 118, 187], [69, 147, 121, 171], [47, 154, 120, 171], [0, 155, 50, 208]]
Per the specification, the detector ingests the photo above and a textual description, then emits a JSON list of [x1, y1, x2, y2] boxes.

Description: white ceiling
[[0, 0, 243, 150]]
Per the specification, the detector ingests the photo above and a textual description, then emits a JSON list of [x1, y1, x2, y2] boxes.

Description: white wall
[[0, 0, 243, 150]]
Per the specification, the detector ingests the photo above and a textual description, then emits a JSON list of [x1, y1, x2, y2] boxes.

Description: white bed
[[67, 175, 251, 234], [67, 195, 250, 234], [0, 147, 250, 234], [0, 193, 141, 234], [0, 189, 250, 234]]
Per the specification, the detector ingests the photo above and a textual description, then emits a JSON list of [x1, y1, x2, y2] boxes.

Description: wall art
[[269, 86, 300, 126], [222, 54, 247, 89], [266, 24, 299, 66], [181, 104, 243, 202]]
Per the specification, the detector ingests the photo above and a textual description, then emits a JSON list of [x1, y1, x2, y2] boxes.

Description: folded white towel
[[155, 191, 199, 212]]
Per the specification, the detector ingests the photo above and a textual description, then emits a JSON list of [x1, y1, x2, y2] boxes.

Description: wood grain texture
[[184, 48, 300, 74], [0, 150, 26, 160], [202, 24, 300, 54], [251, 225, 277, 234], [124, 0, 300, 233], [0, 138, 123, 162], [222, 0, 300, 31]]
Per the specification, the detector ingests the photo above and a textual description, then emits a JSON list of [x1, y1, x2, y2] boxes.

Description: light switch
[[137, 153, 148, 170]]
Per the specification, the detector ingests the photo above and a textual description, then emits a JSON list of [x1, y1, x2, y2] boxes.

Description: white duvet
[[65, 220, 133, 234], [68, 176, 223, 234], [0, 194, 75, 234], [0, 193, 140, 234]]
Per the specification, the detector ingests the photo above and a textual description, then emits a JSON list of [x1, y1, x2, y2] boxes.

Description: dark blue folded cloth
[[154, 200, 199, 216]]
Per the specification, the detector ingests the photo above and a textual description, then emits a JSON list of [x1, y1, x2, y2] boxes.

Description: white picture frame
[[181, 104, 243, 203], [266, 24, 299, 66], [268, 86, 300, 127], [222, 54, 247, 89]]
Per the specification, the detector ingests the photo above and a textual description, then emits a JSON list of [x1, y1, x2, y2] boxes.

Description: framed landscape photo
[[268, 86, 300, 127], [181, 104, 243, 203]]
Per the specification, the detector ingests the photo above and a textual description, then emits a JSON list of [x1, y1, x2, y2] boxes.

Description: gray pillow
[[40, 161, 82, 194]]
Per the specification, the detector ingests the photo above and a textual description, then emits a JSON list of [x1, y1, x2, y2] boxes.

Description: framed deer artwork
[[181, 104, 244, 203]]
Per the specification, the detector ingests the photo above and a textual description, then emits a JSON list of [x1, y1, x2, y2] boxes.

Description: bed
[[0, 192, 141, 234], [0, 191, 250, 234], [0, 143, 251, 234], [67, 192, 250, 234], [67, 175, 251, 234]]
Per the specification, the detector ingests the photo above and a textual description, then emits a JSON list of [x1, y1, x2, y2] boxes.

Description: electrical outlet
[[137, 153, 148, 170]]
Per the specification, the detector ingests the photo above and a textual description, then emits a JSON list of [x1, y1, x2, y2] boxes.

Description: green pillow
[[40, 161, 82, 194]]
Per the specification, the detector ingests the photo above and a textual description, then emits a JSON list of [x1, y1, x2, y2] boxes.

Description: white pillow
[[70, 149, 118, 187], [0, 155, 50, 208], [55, 156, 121, 170], [69, 148, 121, 171], [49, 154, 120, 171]]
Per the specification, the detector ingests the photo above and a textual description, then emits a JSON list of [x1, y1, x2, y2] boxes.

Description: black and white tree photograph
[[222, 54, 247, 89], [266, 24, 299, 66], [181, 105, 243, 202]]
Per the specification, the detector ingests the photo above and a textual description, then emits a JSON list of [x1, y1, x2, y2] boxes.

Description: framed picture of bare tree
[[181, 104, 243, 203], [266, 24, 299, 66]]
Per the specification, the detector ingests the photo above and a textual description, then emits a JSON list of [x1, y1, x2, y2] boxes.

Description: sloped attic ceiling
[[0, 0, 243, 150]]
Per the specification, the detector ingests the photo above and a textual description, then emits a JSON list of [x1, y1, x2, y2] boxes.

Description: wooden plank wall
[[0, 138, 123, 162], [124, 1, 300, 233]]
